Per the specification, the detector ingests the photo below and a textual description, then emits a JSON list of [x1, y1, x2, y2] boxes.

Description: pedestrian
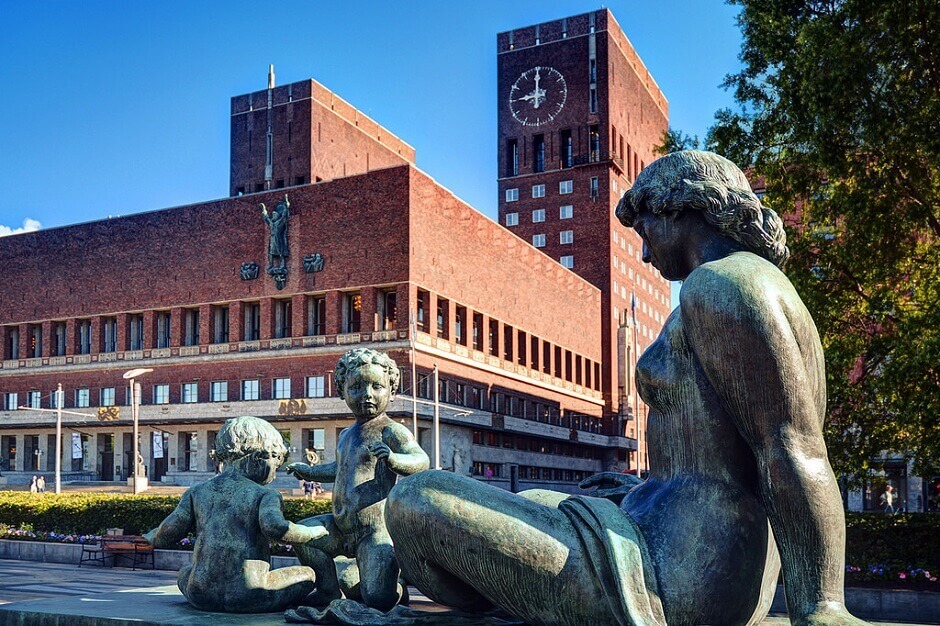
[[36, 475, 45, 493], [29, 476, 38, 494], [880, 485, 896, 514], [303, 480, 313, 500]]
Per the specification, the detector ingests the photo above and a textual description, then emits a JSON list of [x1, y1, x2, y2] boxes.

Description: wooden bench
[[100, 535, 154, 570]]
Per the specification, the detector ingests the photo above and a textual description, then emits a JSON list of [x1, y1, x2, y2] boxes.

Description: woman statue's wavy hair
[[615, 150, 789, 267]]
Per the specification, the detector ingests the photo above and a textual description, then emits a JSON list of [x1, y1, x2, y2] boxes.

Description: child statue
[[286, 348, 430, 611], [143, 415, 326, 613]]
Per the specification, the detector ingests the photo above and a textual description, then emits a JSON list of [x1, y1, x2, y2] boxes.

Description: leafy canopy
[[707, 0, 940, 482]]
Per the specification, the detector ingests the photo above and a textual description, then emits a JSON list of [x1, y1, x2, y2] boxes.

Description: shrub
[[0, 492, 331, 536]]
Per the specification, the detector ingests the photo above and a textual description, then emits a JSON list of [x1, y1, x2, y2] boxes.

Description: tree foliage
[[653, 127, 700, 155], [708, 0, 940, 482]]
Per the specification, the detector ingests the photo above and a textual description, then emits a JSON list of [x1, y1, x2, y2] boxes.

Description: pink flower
[[899, 573, 906, 579]]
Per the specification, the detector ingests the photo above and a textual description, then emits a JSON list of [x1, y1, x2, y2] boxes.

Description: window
[[473, 312, 483, 351], [533, 134, 545, 172], [245, 303, 261, 341], [156, 312, 171, 348], [308, 296, 326, 335], [589, 125, 600, 161], [560, 255, 574, 269], [307, 376, 325, 398], [29, 324, 42, 357], [436, 298, 448, 339], [100, 387, 115, 407], [378, 290, 397, 331], [559, 180, 573, 194], [505, 188, 518, 202], [532, 184, 545, 198], [533, 234, 546, 248], [6, 327, 19, 360], [560, 130, 573, 168], [274, 299, 291, 339], [53, 322, 66, 356], [184, 309, 200, 346], [181, 383, 198, 404], [76, 388, 90, 408], [590, 87, 598, 113], [532, 209, 545, 223], [213, 306, 230, 343], [210, 381, 228, 402], [4, 392, 18, 411], [590, 176, 599, 197], [27, 391, 41, 409], [560, 230, 574, 244], [590, 58, 597, 83], [455, 306, 467, 345], [154, 384, 170, 405], [306, 428, 325, 452], [560, 205, 573, 219], [129, 314, 144, 350], [416, 290, 428, 332], [506, 139, 519, 177], [78, 320, 92, 354], [273, 378, 291, 400], [342, 293, 361, 333], [242, 379, 260, 401], [103, 317, 117, 352], [505, 212, 518, 227]]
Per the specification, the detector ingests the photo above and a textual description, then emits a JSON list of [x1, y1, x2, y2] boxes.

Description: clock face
[[509, 66, 567, 126]]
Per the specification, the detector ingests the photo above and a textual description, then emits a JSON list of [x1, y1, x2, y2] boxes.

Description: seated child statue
[[143, 415, 327, 613], [286, 348, 430, 611]]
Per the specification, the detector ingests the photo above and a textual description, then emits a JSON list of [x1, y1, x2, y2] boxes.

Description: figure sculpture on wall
[[285, 349, 430, 613], [382, 151, 869, 626], [143, 415, 325, 613], [262, 195, 290, 271]]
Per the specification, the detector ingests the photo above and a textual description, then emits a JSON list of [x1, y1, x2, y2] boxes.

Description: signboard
[[71, 433, 82, 459], [97, 406, 119, 421], [152, 431, 164, 459]]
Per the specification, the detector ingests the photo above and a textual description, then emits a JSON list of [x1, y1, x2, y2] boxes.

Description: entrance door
[[99, 434, 114, 481]]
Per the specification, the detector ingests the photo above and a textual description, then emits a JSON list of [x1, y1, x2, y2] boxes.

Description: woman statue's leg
[[386, 471, 613, 626]]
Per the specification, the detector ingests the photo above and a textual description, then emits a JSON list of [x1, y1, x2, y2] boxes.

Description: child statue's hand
[[284, 463, 309, 478], [298, 524, 329, 543], [141, 529, 157, 545], [368, 442, 392, 461]]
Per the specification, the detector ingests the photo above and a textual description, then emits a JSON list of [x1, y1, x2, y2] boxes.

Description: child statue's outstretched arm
[[285, 461, 337, 482], [370, 423, 430, 476], [143, 489, 195, 548], [259, 490, 328, 543]]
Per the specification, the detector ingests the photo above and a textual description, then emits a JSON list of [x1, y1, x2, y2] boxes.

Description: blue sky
[[0, 1, 742, 235]]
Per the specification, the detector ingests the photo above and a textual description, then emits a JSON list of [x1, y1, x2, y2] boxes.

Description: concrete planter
[[0, 539, 300, 571], [770, 583, 939, 624]]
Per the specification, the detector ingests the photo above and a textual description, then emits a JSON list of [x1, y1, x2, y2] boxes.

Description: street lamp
[[123, 368, 153, 494]]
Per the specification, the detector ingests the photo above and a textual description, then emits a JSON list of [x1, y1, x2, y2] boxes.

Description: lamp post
[[55, 384, 62, 494], [123, 368, 153, 494]]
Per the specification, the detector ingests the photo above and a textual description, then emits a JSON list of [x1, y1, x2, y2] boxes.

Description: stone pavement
[[0, 559, 927, 625]]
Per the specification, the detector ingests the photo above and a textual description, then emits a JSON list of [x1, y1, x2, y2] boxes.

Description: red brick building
[[496, 10, 671, 471], [0, 73, 630, 493]]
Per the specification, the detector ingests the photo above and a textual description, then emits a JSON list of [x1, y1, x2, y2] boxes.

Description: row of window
[[505, 204, 574, 226], [505, 180, 574, 202], [505, 125, 603, 176], [470, 461, 593, 484], [531, 231, 574, 247], [471, 429, 605, 459], [414, 289, 600, 391], [2, 376, 328, 411], [1, 290, 396, 361]]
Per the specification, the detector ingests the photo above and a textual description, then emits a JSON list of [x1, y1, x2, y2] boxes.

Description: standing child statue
[[143, 415, 326, 613], [286, 348, 430, 611]]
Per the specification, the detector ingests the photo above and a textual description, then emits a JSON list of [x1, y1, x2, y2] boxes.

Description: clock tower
[[497, 9, 671, 473]]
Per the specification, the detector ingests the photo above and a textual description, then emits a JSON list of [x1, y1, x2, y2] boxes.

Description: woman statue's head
[[615, 150, 789, 268]]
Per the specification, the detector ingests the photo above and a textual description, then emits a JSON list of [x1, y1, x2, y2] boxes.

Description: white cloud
[[0, 218, 42, 237]]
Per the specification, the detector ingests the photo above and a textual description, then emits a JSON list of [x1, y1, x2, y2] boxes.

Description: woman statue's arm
[[682, 264, 865, 626]]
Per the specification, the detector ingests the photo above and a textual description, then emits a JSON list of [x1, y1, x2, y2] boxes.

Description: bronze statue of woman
[[384, 151, 867, 626]]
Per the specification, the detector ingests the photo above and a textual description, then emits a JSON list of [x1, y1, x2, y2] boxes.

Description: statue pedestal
[[127, 476, 148, 491]]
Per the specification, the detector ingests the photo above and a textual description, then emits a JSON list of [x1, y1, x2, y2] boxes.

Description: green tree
[[708, 0, 940, 483], [653, 127, 700, 155]]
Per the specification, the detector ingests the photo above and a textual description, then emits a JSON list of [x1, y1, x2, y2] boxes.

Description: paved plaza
[[0, 559, 931, 625]]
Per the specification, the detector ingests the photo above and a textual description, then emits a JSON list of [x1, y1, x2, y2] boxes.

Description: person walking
[[29, 476, 38, 494], [880, 485, 897, 514], [36, 475, 45, 493]]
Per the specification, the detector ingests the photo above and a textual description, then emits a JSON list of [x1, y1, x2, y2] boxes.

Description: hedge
[[0, 492, 331, 536]]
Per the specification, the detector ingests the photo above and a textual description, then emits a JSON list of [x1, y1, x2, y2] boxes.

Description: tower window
[[533, 135, 545, 173], [507, 139, 519, 177], [505, 212, 519, 227], [533, 234, 546, 248], [560, 130, 573, 168], [505, 188, 519, 202]]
